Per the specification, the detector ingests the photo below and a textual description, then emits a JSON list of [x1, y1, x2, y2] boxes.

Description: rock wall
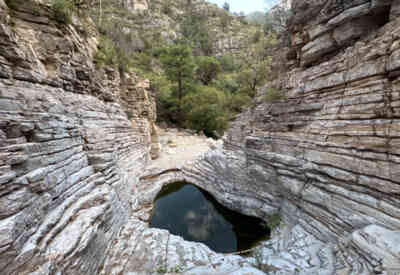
[[181, 0, 400, 274], [3, 0, 400, 274], [0, 1, 158, 273], [0, 1, 268, 274], [117, 0, 258, 55]]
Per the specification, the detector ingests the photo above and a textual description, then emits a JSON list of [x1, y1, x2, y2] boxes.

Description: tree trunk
[[178, 75, 183, 122]]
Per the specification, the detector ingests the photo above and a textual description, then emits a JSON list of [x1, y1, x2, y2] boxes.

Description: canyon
[[1, 0, 400, 275]]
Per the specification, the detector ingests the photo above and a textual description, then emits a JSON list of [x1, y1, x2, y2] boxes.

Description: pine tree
[[223, 2, 230, 12], [160, 43, 196, 121]]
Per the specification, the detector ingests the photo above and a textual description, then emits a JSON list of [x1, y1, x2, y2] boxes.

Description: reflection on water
[[150, 182, 270, 253]]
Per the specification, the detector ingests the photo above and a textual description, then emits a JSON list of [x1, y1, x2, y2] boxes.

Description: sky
[[207, 0, 278, 14]]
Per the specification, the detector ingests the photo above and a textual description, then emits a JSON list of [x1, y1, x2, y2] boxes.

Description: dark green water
[[150, 182, 270, 253]]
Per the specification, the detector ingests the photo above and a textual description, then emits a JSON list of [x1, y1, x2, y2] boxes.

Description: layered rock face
[[0, 1, 158, 273], [0, 1, 266, 274], [3, 0, 400, 274], [182, 0, 400, 274], [116, 0, 257, 55]]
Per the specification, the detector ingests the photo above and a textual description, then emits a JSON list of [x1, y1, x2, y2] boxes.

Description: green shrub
[[148, 74, 175, 123], [217, 55, 238, 72], [215, 74, 239, 93], [6, 0, 40, 14], [263, 88, 286, 103], [52, 0, 76, 24], [252, 30, 262, 43], [94, 36, 118, 66], [196, 56, 221, 85], [182, 86, 230, 137], [181, 10, 213, 55], [229, 92, 252, 112], [156, 265, 167, 274], [156, 264, 183, 274], [152, 46, 168, 58], [94, 35, 133, 73], [132, 52, 153, 72], [267, 213, 281, 229], [197, 31, 213, 55], [5, 0, 18, 10]]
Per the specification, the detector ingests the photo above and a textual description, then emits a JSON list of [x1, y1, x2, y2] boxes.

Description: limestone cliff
[[178, 0, 400, 274], [114, 0, 258, 55], [0, 1, 267, 274], [3, 0, 400, 274], [0, 0, 158, 273]]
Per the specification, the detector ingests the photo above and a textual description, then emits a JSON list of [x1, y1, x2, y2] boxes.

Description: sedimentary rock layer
[[0, 1, 157, 273], [0, 1, 266, 274], [179, 1, 400, 274]]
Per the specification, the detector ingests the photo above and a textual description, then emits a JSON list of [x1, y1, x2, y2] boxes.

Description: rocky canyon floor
[[132, 129, 336, 275], [147, 128, 219, 173], [106, 128, 267, 275], [2, 0, 400, 274]]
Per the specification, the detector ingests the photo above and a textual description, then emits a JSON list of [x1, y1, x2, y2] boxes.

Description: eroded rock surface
[[0, 1, 159, 273], [167, 1, 400, 274], [0, 1, 266, 274], [3, 0, 400, 274]]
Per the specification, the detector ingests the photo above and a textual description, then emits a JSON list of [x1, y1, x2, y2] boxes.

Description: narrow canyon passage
[[1, 0, 400, 274]]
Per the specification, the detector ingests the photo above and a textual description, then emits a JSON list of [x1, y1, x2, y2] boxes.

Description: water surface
[[150, 182, 270, 253]]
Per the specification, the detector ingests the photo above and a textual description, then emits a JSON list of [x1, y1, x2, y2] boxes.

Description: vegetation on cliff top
[[8, 0, 286, 137]]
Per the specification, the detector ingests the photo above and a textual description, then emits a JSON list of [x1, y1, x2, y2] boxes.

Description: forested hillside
[[78, 0, 279, 136]]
